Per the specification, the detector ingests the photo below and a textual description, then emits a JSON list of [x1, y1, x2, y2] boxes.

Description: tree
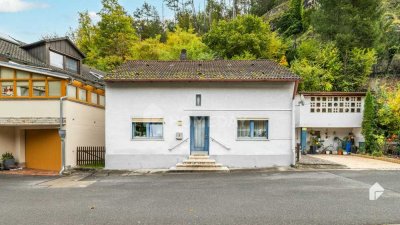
[[291, 40, 341, 91], [362, 90, 379, 154], [133, 2, 164, 40], [72, 11, 97, 66], [94, 0, 138, 71], [274, 0, 305, 37], [336, 48, 377, 91], [131, 27, 214, 60], [312, 0, 384, 55], [249, 0, 277, 17], [203, 15, 286, 59]]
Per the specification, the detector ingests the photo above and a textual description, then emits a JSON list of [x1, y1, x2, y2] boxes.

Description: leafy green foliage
[[131, 28, 213, 60], [249, 0, 278, 16], [203, 15, 286, 59], [376, 85, 400, 137], [93, 0, 138, 71], [1, 152, 14, 161], [274, 0, 304, 37], [312, 0, 384, 55], [337, 48, 377, 91], [291, 40, 340, 91], [133, 2, 164, 40], [362, 90, 379, 154]]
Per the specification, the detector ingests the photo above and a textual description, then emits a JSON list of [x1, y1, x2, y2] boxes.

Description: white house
[[105, 60, 300, 169], [295, 92, 366, 154]]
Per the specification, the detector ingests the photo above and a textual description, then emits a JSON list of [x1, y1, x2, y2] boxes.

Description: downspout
[[292, 80, 299, 166], [59, 96, 68, 175], [291, 98, 296, 166], [59, 79, 73, 175]]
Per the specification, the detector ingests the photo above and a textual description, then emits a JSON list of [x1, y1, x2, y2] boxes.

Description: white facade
[[295, 94, 365, 152], [106, 82, 297, 169]]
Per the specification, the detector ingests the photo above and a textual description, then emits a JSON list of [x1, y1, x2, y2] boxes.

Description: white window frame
[[49, 51, 64, 69], [236, 118, 269, 141], [131, 118, 164, 141]]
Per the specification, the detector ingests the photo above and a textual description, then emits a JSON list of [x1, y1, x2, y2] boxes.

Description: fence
[[384, 142, 399, 157], [76, 146, 105, 166]]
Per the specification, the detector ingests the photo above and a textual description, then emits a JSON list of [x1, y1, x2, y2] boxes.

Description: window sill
[[131, 138, 164, 141], [236, 138, 269, 141]]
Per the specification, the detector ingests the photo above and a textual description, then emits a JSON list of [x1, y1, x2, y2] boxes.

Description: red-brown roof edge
[[300, 92, 367, 96], [104, 78, 300, 82]]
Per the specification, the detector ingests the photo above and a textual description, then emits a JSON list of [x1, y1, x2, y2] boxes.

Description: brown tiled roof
[[0, 39, 45, 67], [0, 35, 104, 87], [105, 60, 300, 82]]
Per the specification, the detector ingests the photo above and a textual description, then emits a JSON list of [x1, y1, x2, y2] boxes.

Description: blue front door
[[190, 116, 209, 154]]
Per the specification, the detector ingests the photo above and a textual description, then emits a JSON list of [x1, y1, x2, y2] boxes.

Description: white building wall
[[0, 100, 59, 117], [295, 94, 365, 152], [106, 82, 296, 169], [64, 101, 105, 167], [295, 95, 364, 128]]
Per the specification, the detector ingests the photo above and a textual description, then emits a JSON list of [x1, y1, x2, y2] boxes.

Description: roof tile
[[106, 60, 300, 82]]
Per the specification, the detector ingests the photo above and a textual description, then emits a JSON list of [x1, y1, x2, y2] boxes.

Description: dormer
[[22, 37, 85, 75]]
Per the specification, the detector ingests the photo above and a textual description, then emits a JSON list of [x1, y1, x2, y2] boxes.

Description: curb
[[353, 154, 400, 164]]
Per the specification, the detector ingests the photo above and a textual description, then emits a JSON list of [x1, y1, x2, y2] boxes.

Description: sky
[[0, 0, 190, 43]]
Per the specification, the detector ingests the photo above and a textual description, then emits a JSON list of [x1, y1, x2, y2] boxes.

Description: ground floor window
[[237, 119, 269, 139], [132, 118, 163, 140]]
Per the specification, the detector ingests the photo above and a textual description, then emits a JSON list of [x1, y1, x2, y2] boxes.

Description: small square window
[[79, 88, 87, 101], [33, 81, 46, 96], [16, 81, 29, 96], [1, 81, 14, 96], [196, 94, 201, 106], [48, 81, 61, 97]]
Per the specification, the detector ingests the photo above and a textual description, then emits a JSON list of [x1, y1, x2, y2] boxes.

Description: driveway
[[1, 170, 400, 225], [308, 155, 400, 170]]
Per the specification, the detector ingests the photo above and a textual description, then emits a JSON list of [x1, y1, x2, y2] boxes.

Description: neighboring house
[[105, 59, 300, 169], [0, 34, 105, 171], [295, 92, 366, 153]]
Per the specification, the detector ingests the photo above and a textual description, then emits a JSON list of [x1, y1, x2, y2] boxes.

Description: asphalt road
[[1, 170, 400, 225]]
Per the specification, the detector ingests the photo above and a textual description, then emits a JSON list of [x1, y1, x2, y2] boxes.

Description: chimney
[[180, 49, 187, 60]]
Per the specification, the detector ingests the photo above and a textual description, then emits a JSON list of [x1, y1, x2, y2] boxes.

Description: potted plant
[[1, 152, 16, 170]]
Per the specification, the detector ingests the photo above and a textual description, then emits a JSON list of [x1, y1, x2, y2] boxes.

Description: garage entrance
[[25, 129, 61, 171]]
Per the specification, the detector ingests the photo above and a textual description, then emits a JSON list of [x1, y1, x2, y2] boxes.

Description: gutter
[[59, 96, 68, 175]]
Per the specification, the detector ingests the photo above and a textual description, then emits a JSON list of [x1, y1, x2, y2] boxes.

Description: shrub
[[1, 152, 14, 161]]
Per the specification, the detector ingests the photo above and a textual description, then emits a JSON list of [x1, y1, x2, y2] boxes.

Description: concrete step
[[188, 155, 210, 159], [169, 154, 230, 172], [176, 163, 224, 168], [183, 159, 216, 163], [169, 166, 230, 172]]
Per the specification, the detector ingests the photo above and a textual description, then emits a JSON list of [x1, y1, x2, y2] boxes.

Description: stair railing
[[210, 137, 231, 150], [169, 138, 189, 151]]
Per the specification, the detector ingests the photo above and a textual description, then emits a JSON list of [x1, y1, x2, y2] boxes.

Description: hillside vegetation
[[67, 0, 399, 92]]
